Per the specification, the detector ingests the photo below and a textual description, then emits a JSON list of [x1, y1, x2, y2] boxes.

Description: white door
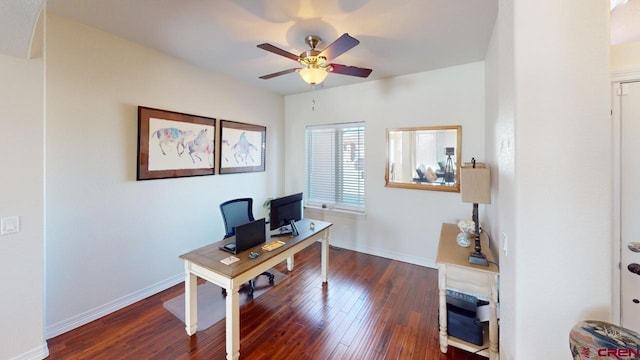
[[620, 81, 640, 332]]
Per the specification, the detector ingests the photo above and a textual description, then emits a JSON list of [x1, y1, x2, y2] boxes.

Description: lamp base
[[468, 251, 489, 266]]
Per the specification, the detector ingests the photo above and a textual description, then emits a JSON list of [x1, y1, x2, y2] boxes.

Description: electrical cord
[[479, 227, 500, 270]]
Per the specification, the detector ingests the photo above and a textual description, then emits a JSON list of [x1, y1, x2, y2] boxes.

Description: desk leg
[[225, 285, 240, 360], [184, 267, 198, 336], [489, 275, 499, 360], [287, 256, 294, 271], [438, 265, 448, 353], [321, 228, 330, 283]]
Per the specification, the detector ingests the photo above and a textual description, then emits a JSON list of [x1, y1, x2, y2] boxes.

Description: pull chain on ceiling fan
[[257, 33, 373, 86]]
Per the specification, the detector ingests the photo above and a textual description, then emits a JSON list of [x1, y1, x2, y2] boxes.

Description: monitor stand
[[271, 231, 291, 238], [270, 220, 299, 238], [289, 219, 299, 236]]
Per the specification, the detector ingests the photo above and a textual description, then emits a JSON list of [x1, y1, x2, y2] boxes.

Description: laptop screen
[[234, 218, 266, 252]]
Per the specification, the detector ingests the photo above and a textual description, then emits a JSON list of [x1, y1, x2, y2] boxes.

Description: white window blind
[[305, 122, 365, 211]]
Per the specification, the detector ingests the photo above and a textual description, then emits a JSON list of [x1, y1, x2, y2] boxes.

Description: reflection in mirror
[[385, 125, 461, 192]]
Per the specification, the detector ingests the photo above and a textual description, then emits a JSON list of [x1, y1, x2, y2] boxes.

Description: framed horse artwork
[[218, 120, 266, 174], [137, 106, 216, 180]]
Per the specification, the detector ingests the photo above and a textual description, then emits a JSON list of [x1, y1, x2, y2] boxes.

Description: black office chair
[[219, 198, 275, 296]]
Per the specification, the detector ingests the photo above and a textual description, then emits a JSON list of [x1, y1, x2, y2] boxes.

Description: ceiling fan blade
[[259, 68, 299, 79], [257, 43, 299, 61], [329, 64, 372, 78], [319, 33, 360, 61]]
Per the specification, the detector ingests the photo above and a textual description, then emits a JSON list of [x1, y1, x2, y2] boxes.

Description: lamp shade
[[299, 67, 328, 85], [460, 163, 491, 204]]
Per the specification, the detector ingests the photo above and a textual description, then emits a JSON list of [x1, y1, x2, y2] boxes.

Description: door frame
[[611, 66, 640, 325]]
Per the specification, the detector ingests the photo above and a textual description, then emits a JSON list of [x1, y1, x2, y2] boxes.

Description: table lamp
[[460, 158, 491, 266]]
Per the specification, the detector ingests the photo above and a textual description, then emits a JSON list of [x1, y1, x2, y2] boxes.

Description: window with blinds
[[305, 122, 365, 212]]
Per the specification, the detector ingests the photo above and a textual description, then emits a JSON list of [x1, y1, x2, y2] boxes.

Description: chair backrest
[[219, 198, 255, 238]]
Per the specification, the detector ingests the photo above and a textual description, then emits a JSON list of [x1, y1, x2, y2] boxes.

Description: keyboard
[[262, 240, 285, 252]]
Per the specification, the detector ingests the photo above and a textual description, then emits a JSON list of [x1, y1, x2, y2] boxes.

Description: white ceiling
[[45, 0, 498, 95], [4, 1, 638, 95], [0, 0, 45, 58]]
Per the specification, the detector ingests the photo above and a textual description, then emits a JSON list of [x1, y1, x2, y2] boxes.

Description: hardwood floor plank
[[47, 243, 489, 360]]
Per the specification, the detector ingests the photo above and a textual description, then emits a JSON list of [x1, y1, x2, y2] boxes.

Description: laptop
[[220, 218, 266, 254]]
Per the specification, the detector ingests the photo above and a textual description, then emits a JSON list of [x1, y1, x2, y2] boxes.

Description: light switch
[[1, 216, 20, 235], [502, 232, 508, 256]]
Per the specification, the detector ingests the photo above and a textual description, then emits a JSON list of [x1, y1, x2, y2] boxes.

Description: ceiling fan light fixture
[[258, 33, 371, 85], [299, 66, 328, 85]]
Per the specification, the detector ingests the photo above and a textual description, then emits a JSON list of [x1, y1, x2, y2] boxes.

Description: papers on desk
[[220, 256, 240, 265]]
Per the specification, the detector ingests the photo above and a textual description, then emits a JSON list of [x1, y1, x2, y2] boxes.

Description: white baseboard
[[8, 342, 49, 360], [328, 239, 437, 269], [45, 273, 184, 339]]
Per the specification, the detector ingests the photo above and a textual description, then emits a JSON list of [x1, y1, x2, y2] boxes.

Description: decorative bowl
[[457, 219, 475, 234]]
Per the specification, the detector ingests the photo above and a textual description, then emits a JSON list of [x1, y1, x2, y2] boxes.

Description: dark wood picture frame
[[218, 120, 266, 174], [137, 106, 216, 180]]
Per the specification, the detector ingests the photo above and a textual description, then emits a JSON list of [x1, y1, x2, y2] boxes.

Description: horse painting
[[230, 132, 259, 165], [221, 139, 231, 164], [152, 127, 194, 156], [185, 129, 214, 167]]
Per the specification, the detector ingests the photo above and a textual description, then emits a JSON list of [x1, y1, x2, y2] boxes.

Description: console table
[[436, 222, 499, 359]]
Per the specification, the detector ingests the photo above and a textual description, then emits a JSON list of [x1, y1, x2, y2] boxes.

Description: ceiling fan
[[257, 33, 373, 86]]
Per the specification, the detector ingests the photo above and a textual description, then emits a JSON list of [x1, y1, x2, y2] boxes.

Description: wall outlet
[[1, 216, 20, 235]]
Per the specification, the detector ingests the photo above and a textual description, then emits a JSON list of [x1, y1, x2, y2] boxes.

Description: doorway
[[615, 79, 640, 332]]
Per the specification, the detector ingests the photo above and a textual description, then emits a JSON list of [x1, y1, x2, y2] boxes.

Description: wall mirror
[[385, 125, 461, 192]]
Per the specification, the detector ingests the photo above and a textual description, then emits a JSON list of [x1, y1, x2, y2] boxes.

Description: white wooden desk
[[179, 218, 332, 360], [436, 223, 499, 360]]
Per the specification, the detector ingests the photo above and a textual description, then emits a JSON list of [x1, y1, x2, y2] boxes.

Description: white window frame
[[305, 122, 366, 214]]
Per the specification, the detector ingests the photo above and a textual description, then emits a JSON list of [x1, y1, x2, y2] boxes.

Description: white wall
[[486, 0, 518, 357], [0, 44, 47, 360], [44, 14, 284, 337], [284, 62, 486, 268], [493, 1, 612, 359], [612, 41, 640, 70]]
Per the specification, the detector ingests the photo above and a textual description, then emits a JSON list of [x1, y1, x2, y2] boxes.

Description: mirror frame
[[385, 125, 462, 192]]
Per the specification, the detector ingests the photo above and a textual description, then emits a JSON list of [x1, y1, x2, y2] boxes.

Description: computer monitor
[[269, 192, 303, 236]]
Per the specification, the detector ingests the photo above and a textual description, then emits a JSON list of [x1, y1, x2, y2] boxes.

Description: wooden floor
[[47, 243, 487, 360]]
